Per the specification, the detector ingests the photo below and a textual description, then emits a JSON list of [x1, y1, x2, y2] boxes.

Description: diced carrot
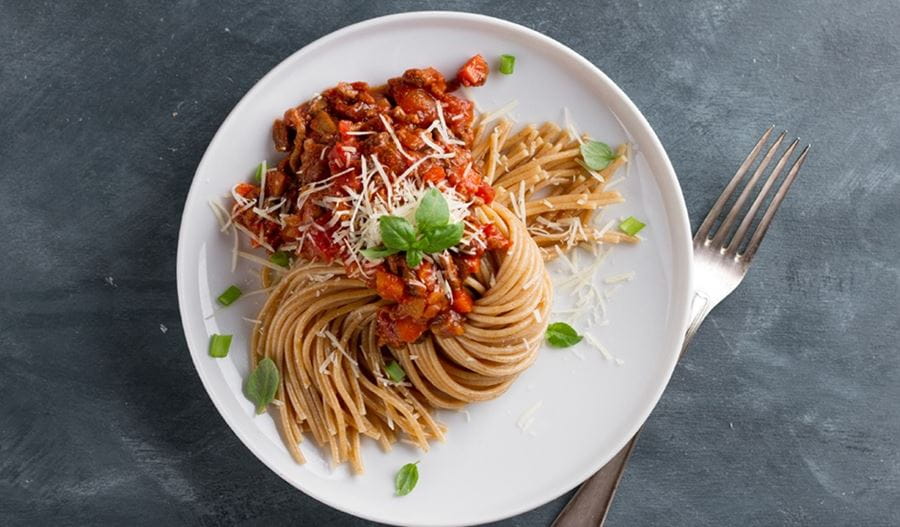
[[375, 269, 405, 302], [395, 317, 427, 342], [451, 288, 474, 314]]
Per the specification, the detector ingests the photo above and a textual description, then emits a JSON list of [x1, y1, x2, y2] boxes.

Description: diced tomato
[[395, 317, 428, 343], [422, 165, 446, 183], [460, 255, 481, 275], [327, 140, 359, 173], [375, 269, 406, 302], [234, 183, 257, 198], [309, 225, 341, 261], [338, 119, 353, 141], [483, 224, 511, 251], [474, 182, 495, 204], [451, 288, 474, 314], [457, 55, 489, 87]]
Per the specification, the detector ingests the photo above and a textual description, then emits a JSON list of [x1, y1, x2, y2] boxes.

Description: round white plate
[[177, 11, 692, 526]]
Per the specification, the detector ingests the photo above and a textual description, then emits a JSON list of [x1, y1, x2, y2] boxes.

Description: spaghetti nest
[[251, 202, 550, 473]]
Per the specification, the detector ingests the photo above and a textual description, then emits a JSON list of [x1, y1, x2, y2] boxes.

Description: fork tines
[[695, 127, 810, 261]]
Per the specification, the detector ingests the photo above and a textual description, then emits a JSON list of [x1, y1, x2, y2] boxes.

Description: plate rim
[[177, 10, 693, 525]]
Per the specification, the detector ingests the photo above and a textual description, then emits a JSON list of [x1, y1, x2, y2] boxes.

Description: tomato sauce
[[232, 57, 510, 346]]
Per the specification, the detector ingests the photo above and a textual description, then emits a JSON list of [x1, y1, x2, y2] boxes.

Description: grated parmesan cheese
[[517, 400, 543, 433], [605, 271, 636, 284]]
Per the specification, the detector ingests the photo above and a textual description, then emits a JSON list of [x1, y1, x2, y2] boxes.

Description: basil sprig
[[395, 462, 420, 496], [361, 188, 464, 268], [244, 357, 279, 414], [580, 140, 618, 171], [546, 322, 583, 348]]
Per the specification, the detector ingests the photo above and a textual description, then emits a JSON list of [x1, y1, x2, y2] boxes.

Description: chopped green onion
[[619, 216, 646, 236], [217, 285, 243, 306], [254, 161, 267, 183], [499, 54, 516, 75], [270, 251, 290, 267], [209, 334, 232, 358], [385, 361, 406, 383]]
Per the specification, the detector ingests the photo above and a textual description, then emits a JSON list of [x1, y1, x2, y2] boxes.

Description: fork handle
[[552, 292, 712, 527]]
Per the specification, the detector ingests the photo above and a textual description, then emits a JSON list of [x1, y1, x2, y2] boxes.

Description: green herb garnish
[[395, 462, 420, 496], [580, 140, 618, 171], [546, 322, 583, 348], [405, 249, 423, 268], [209, 334, 233, 358], [618, 216, 646, 236], [270, 251, 290, 268], [379, 215, 418, 249], [244, 357, 279, 414], [254, 160, 267, 183], [499, 54, 516, 75], [360, 247, 401, 260], [362, 188, 464, 267], [415, 186, 450, 229], [418, 222, 465, 253], [385, 361, 406, 383], [216, 285, 242, 306]]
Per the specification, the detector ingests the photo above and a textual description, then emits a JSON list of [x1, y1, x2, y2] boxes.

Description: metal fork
[[552, 128, 810, 527]]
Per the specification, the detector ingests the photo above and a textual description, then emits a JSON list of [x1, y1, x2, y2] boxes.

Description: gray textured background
[[2, 1, 898, 525]]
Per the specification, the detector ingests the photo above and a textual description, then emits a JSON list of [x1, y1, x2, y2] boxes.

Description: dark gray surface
[[2, 0, 898, 525]]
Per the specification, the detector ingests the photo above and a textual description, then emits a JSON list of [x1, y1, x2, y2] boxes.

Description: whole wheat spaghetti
[[224, 56, 633, 473]]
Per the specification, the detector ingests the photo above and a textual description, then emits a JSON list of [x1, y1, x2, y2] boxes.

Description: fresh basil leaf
[[360, 246, 401, 261], [395, 462, 419, 496], [580, 140, 617, 171], [405, 249, 423, 268], [244, 357, 279, 414], [419, 222, 464, 253], [385, 361, 406, 383], [546, 322, 583, 348], [379, 216, 416, 250], [415, 188, 450, 230]]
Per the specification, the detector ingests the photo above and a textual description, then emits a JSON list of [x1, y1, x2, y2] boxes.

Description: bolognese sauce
[[231, 56, 511, 346]]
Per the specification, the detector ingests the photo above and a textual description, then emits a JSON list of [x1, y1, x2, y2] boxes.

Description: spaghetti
[[225, 57, 633, 473]]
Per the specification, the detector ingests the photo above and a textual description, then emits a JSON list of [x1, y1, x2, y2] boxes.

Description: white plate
[[177, 11, 692, 526]]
